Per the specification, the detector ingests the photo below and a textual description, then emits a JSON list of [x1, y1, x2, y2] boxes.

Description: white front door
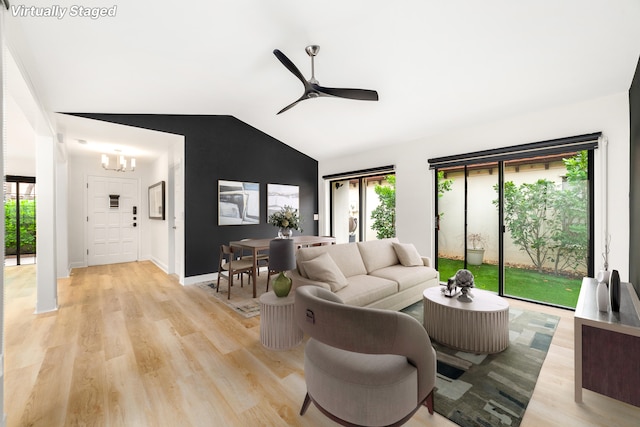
[[87, 175, 139, 266]]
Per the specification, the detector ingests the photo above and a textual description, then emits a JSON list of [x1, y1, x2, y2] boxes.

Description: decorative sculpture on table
[[442, 277, 459, 297], [454, 269, 475, 302], [609, 269, 621, 312], [596, 235, 612, 312]]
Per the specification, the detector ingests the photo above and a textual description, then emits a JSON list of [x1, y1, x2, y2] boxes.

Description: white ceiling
[[6, 0, 640, 163]]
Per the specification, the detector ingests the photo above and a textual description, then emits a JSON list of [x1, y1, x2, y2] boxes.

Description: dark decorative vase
[[609, 269, 621, 312], [273, 272, 292, 297]]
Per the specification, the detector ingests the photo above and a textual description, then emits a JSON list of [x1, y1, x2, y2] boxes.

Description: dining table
[[229, 235, 336, 297]]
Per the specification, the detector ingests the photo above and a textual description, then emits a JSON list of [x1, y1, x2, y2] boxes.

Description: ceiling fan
[[273, 45, 379, 114]]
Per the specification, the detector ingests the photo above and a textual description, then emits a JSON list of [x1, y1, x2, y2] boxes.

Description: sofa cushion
[[297, 244, 367, 278], [335, 275, 398, 306], [301, 253, 349, 292], [370, 265, 439, 292], [357, 238, 400, 273], [392, 243, 423, 267]]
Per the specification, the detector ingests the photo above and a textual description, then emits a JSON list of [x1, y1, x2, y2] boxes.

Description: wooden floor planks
[[4, 261, 640, 426]]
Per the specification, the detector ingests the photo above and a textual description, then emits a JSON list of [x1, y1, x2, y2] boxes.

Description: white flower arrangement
[[268, 205, 302, 231]]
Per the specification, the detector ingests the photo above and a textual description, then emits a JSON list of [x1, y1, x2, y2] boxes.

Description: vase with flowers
[[268, 205, 303, 239]]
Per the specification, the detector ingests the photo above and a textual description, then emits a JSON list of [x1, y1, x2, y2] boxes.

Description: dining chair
[[239, 238, 269, 279], [217, 245, 254, 299]]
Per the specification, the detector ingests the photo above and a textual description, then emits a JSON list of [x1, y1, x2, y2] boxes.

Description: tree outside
[[497, 151, 588, 276], [370, 175, 396, 239], [5, 199, 37, 255]]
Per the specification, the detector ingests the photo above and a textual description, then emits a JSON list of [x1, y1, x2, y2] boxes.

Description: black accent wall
[[69, 114, 318, 278], [630, 57, 640, 297]]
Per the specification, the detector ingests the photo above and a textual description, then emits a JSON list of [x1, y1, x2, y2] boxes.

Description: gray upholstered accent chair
[[294, 285, 436, 426]]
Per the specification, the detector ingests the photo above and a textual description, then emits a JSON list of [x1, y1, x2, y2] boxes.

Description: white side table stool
[[259, 291, 303, 350]]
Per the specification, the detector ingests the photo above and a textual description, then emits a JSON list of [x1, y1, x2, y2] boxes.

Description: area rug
[[198, 274, 270, 318], [401, 301, 559, 427]]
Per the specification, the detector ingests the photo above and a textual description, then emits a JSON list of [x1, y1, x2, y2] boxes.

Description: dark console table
[[574, 277, 640, 407]]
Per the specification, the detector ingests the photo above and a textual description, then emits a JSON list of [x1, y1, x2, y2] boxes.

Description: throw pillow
[[301, 252, 349, 292], [393, 242, 423, 267]]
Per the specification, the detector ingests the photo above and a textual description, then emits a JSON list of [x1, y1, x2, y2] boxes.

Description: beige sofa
[[289, 238, 439, 311]]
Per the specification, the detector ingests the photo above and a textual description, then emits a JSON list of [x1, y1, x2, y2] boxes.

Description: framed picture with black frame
[[148, 181, 165, 220]]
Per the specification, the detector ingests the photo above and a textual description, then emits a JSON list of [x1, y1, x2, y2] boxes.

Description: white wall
[[35, 131, 58, 313], [55, 141, 69, 278], [1, 11, 7, 426], [145, 151, 170, 272], [5, 156, 34, 176], [67, 149, 182, 274], [319, 92, 630, 281]]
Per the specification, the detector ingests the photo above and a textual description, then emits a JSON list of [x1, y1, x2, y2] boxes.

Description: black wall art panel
[[69, 114, 318, 277]]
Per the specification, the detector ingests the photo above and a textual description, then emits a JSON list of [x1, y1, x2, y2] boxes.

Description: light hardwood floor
[[4, 261, 640, 426]]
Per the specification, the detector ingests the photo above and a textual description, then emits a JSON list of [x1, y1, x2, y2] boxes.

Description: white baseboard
[[69, 261, 86, 270], [150, 256, 168, 274], [183, 272, 218, 286]]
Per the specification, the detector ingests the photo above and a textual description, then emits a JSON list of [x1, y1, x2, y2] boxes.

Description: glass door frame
[[431, 134, 598, 309], [325, 165, 396, 243], [5, 175, 36, 266]]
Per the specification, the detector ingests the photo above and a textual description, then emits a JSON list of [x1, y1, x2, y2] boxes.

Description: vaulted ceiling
[[6, 0, 640, 162]]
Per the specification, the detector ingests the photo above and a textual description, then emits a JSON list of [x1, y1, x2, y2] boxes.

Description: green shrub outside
[[5, 199, 36, 255]]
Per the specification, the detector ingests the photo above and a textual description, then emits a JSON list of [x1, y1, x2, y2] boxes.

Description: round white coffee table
[[423, 287, 509, 354], [259, 291, 303, 351]]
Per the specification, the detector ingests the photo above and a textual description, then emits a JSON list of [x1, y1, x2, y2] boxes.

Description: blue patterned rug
[[401, 301, 559, 427]]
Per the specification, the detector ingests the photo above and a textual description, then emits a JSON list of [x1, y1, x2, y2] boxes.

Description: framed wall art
[[148, 181, 165, 220], [218, 180, 260, 225], [267, 183, 299, 217]]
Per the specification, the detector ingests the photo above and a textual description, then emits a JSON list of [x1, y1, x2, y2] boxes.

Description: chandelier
[[101, 154, 136, 172]]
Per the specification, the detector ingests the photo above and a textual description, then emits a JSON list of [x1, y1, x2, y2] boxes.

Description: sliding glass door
[[466, 163, 499, 292], [436, 164, 498, 292], [502, 152, 589, 306], [331, 179, 360, 244], [431, 134, 596, 309], [329, 172, 395, 244], [5, 176, 37, 266]]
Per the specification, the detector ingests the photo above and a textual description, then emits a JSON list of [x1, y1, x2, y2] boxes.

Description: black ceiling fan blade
[[277, 94, 309, 115], [273, 49, 307, 86], [315, 85, 379, 101]]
